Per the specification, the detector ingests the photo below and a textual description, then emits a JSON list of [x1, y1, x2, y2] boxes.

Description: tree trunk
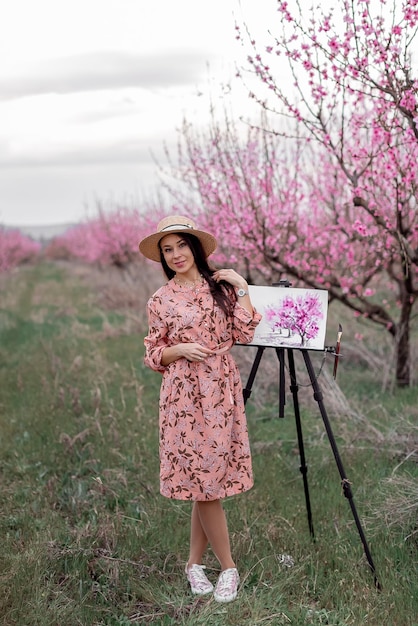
[[395, 300, 413, 387]]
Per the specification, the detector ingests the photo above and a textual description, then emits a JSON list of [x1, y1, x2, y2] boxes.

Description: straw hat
[[138, 215, 217, 262]]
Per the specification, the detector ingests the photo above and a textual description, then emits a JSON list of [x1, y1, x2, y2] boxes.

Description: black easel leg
[[243, 346, 265, 404], [287, 349, 315, 538], [276, 348, 286, 418], [301, 350, 381, 589]]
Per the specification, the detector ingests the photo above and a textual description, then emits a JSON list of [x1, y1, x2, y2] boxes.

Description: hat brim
[[139, 228, 217, 262]]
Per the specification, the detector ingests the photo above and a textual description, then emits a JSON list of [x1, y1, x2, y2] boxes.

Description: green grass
[[0, 261, 417, 625]]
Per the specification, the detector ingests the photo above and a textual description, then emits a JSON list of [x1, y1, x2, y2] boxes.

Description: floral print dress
[[144, 278, 262, 501]]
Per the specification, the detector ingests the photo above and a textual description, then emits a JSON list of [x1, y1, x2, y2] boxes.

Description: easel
[[242, 341, 381, 589]]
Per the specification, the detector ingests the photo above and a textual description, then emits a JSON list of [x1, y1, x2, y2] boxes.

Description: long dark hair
[[159, 233, 236, 317]]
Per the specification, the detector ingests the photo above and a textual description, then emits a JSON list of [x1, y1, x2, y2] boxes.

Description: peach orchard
[[1, 0, 417, 387]]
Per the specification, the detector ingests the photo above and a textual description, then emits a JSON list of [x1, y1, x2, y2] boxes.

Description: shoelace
[[187, 565, 212, 591], [216, 568, 238, 594]]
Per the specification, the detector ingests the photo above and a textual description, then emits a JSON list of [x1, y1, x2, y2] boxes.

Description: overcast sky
[[0, 0, 273, 227]]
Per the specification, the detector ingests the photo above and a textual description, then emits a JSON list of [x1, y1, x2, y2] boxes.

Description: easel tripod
[[243, 344, 381, 589]]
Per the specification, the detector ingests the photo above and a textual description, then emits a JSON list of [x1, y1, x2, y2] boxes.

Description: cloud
[[0, 158, 160, 227], [0, 135, 166, 168], [69, 97, 140, 125], [0, 49, 213, 101]]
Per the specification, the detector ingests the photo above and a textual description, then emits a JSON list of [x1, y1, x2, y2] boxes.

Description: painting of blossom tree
[[247, 286, 328, 350]]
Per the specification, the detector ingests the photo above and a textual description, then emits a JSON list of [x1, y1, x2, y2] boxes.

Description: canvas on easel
[[248, 285, 328, 350]]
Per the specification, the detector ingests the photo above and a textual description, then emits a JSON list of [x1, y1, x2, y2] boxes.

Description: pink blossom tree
[[160, 112, 417, 385], [236, 0, 418, 388], [160, 0, 418, 387], [0, 228, 41, 273]]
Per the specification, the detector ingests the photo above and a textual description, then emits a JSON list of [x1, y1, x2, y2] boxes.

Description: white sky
[[0, 0, 274, 226]]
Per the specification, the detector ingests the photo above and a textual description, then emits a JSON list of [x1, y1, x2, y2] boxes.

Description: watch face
[[237, 288, 247, 297]]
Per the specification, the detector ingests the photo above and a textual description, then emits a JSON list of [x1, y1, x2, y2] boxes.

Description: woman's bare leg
[[187, 502, 209, 567], [192, 500, 235, 571]]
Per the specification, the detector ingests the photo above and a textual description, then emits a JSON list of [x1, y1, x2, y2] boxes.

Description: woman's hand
[[161, 342, 214, 366], [212, 269, 248, 290], [213, 268, 254, 316], [181, 343, 214, 362]]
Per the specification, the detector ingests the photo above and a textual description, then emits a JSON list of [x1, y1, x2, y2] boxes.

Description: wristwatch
[[236, 288, 249, 297]]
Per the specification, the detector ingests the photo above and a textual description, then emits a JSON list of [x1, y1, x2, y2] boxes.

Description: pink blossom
[[400, 90, 417, 112]]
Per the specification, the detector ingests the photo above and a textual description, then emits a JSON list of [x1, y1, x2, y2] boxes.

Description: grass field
[[0, 261, 417, 626]]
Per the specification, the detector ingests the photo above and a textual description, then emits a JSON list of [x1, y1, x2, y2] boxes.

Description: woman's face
[[159, 233, 197, 275]]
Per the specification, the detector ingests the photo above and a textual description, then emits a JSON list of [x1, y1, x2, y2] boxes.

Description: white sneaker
[[185, 564, 214, 595], [214, 567, 240, 603]]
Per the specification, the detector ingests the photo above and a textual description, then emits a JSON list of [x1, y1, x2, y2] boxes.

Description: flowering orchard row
[[0, 208, 166, 273], [0, 228, 41, 273], [47, 207, 162, 268]]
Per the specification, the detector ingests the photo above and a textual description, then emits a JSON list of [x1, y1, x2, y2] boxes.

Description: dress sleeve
[[231, 302, 262, 344], [143, 296, 169, 372]]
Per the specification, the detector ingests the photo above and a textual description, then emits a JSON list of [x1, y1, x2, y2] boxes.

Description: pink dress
[[144, 278, 262, 501]]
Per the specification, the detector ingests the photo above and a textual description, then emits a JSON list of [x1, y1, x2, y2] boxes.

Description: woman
[[139, 215, 261, 603]]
